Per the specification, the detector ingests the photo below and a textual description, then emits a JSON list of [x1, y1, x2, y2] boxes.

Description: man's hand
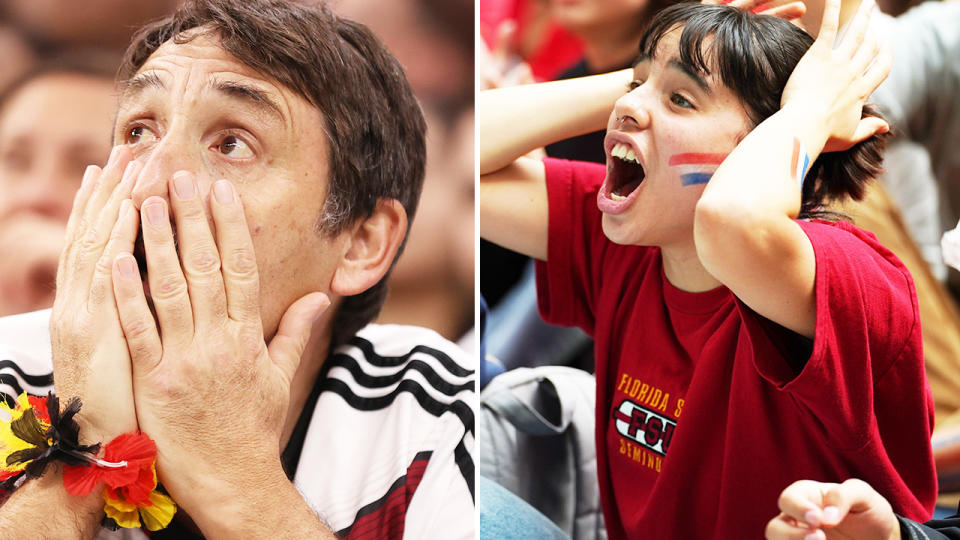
[[110, 172, 329, 534], [51, 145, 141, 444], [765, 479, 901, 540], [0, 147, 141, 538]]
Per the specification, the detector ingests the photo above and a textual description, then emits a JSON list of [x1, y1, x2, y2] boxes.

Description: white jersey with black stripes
[[0, 311, 475, 540]]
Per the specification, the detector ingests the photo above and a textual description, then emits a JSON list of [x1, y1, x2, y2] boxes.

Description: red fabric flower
[[63, 432, 157, 503]]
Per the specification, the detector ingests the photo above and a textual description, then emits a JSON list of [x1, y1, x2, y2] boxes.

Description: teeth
[[611, 143, 640, 164], [610, 192, 626, 201]]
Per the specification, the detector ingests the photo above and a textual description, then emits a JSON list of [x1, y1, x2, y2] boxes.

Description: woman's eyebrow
[[667, 58, 712, 94]]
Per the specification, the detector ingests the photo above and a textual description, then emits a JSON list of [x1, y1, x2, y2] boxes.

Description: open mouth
[[607, 142, 646, 200]]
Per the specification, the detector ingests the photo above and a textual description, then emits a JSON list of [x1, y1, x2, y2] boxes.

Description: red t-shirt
[[535, 158, 937, 539]]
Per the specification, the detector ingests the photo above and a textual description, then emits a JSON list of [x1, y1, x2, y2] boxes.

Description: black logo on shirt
[[612, 399, 676, 457]]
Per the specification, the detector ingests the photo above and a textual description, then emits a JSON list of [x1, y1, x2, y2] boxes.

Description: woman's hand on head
[[705, 0, 807, 22], [780, 0, 891, 153]]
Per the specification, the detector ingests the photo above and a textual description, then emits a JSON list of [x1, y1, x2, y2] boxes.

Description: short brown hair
[[119, 0, 427, 345]]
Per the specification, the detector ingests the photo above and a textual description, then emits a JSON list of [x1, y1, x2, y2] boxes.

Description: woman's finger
[[837, 0, 876, 58]]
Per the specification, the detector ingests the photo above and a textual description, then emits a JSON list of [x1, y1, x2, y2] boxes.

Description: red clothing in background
[[535, 157, 937, 539], [478, 0, 583, 81]]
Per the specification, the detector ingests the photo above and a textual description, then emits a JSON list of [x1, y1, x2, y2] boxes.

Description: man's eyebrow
[[208, 78, 284, 122], [668, 59, 712, 94], [120, 71, 166, 100]]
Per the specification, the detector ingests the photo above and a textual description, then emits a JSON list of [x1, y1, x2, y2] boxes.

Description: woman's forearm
[[478, 69, 632, 175]]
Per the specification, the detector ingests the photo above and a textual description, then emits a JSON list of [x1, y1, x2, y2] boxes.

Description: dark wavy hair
[[118, 0, 426, 345], [638, 2, 888, 218]]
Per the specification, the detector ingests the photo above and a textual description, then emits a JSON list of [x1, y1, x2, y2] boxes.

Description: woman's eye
[[671, 93, 693, 109], [217, 135, 253, 158], [127, 125, 158, 145]]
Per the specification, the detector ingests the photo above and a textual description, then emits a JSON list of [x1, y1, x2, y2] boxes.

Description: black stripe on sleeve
[[319, 378, 475, 436], [329, 353, 472, 396], [0, 360, 54, 387], [345, 337, 473, 378]]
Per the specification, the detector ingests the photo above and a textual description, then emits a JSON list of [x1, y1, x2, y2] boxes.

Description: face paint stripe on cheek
[[668, 153, 727, 166], [669, 153, 728, 187], [680, 172, 714, 186]]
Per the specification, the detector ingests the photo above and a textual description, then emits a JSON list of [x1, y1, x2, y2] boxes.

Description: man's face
[[598, 28, 752, 247], [115, 33, 345, 339]]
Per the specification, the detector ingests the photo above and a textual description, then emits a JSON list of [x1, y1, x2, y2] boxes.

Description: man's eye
[[127, 125, 158, 145], [217, 136, 253, 158], [671, 94, 693, 109]]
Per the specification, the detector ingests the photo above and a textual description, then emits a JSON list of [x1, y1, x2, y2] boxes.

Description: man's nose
[[130, 134, 203, 209]]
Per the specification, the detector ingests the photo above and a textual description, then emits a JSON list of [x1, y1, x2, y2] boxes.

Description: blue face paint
[[680, 172, 713, 186]]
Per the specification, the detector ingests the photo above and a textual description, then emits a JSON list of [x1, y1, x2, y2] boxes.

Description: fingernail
[[173, 172, 195, 199], [804, 509, 821, 527], [822, 506, 840, 524], [108, 145, 121, 163], [145, 201, 166, 227], [213, 180, 234, 205], [117, 255, 136, 278], [82, 165, 99, 187], [312, 294, 330, 321], [803, 533, 821, 540]]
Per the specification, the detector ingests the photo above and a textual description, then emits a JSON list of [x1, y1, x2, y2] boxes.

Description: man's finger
[[70, 154, 137, 292], [209, 179, 261, 324], [87, 163, 141, 308], [141, 196, 194, 342], [58, 164, 102, 292], [267, 292, 330, 384], [112, 252, 162, 373], [64, 165, 102, 244], [89, 199, 140, 312], [167, 171, 228, 332]]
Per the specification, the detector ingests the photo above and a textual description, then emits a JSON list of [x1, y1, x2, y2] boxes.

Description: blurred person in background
[[0, 52, 120, 316], [1, 0, 182, 50], [331, 0, 476, 344], [0, 24, 35, 94]]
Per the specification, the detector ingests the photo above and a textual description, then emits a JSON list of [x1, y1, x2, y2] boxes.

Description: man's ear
[[330, 199, 407, 296]]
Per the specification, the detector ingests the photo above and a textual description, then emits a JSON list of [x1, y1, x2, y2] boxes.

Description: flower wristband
[[0, 392, 177, 531]]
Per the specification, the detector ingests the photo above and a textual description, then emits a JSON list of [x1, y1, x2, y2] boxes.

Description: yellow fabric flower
[[0, 394, 49, 474], [103, 492, 142, 529], [140, 490, 177, 531], [102, 477, 177, 530]]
